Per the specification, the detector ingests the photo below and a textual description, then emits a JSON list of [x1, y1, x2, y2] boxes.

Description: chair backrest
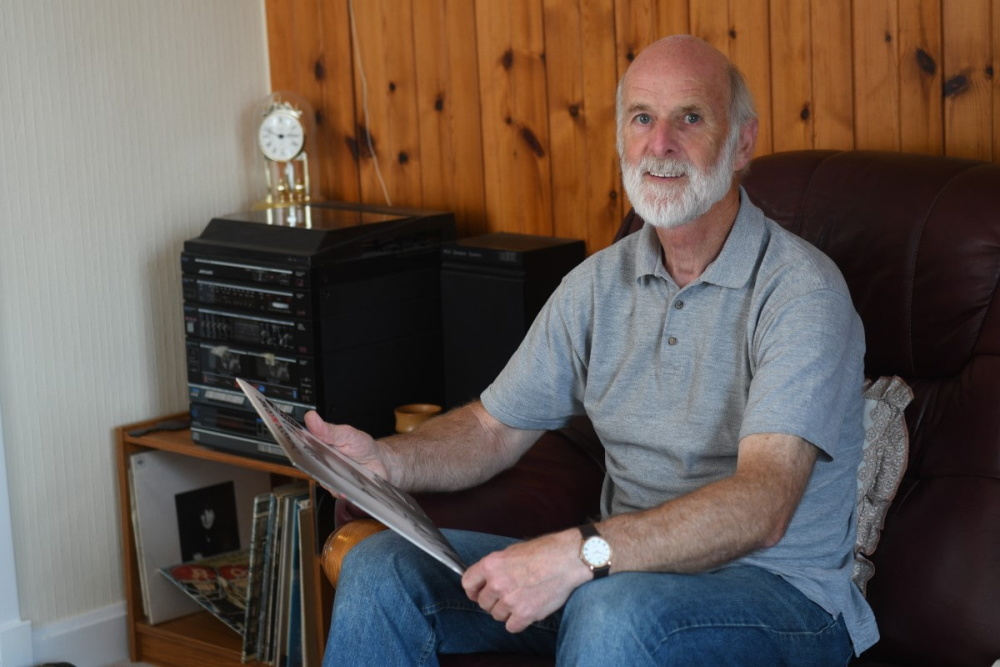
[[735, 150, 999, 665]]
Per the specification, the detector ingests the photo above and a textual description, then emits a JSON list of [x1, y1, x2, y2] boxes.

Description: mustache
[[625, 155, 697, 178]]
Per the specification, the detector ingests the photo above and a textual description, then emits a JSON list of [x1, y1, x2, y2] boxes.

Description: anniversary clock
[[252, 92, 320, 213]]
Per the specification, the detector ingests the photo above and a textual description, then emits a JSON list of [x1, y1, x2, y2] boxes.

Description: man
[[308, 35, 878, 665]]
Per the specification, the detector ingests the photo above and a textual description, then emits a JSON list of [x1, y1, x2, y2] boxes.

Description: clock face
[[258, 109, 305, 162], [582, 536, 611, 567]]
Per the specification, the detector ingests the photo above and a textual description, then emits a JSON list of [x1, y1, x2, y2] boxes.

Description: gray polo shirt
[[481, 190, 878, 654]]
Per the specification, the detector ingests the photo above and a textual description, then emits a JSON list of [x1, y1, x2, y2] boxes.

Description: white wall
[[0, 1, 269, 663]]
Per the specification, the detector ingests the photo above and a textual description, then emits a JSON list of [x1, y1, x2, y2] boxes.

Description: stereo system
[[183, 202, 456, 461], [182, 203, 586, 463]]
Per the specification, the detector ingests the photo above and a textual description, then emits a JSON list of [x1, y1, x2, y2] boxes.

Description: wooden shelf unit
[[115, 414, 332, 666]]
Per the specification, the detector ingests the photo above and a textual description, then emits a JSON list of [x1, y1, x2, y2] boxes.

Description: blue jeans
[[323, 529, 853, 666]]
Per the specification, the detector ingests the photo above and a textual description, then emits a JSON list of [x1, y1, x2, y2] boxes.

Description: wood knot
[[568, 104, 580, 118], [519, 126, 545, 158], [915, 48, 936, 76], [728, 28, 737, 39], [388, 81, 396, 92], [943, 72, 970, 98], [501, 49, 514, 70], [434, 95, 444, 111], [355, 124, 374, 158], [314, 58, 326, 81], [800, 103, 811, 121], [345, 136, 360, 160], [398, 151, 409, 164]]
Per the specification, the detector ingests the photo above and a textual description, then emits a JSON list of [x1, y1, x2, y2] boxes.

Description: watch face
[[258, 109, 305, 162], [581, 536, 612, 568]]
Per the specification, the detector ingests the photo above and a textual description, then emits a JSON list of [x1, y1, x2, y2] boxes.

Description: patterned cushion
[[853, 376, 913, 594]]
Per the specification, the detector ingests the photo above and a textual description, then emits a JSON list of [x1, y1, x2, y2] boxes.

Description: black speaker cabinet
[[440, 233, 585, 409]]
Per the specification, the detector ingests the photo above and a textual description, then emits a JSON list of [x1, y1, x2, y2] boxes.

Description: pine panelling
[[943, 0, 992, 159], [543, 0, 622, 252], [350, 1, 423, 206], [690, 0, 731, 50], [263, 0, 1000, 256], [853, 0, 902, 151], [898, 1, 943, 155], [770, 1, 813, 152], [614, 0, 690, 76], [810, 0, 854, 150], [412, 0, 487, 237], [475, 0, 552, 235], [316, 0, 361, 202], [729, 0, 773, 158]]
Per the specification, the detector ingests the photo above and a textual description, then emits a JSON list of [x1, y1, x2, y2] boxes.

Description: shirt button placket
[[666, 299, 684, 346]]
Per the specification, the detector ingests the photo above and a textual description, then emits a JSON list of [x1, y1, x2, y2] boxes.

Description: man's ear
[[734, 119, 759, 172]]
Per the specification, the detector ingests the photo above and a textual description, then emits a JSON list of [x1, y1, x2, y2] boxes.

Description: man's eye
[[635, 113, 652, 125], [684, 113, 701, 124]]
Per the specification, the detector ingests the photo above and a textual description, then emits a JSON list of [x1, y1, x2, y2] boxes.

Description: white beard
[[621, 131, 738, 230]]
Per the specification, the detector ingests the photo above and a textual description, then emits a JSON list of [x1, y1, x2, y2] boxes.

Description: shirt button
[[668, 336, 678, 346], [674, 300, 684, 309]]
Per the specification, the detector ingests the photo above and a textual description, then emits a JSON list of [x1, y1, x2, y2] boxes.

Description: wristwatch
[[578, 523, 612, 579]]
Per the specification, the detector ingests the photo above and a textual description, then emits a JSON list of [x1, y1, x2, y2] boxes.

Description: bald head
[[616, 35, 757, 156]]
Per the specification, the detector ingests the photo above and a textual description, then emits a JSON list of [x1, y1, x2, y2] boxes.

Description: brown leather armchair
[[324, 150, 1000, 667]]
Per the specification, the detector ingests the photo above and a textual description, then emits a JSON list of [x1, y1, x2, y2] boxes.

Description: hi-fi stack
[[181, 202, 456, 461]]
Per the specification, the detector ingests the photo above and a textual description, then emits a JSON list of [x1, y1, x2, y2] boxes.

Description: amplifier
[[184, 305, 316, 354], [182, 275, 310, 318]]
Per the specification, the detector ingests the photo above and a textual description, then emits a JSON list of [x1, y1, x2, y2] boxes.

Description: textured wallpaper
[[0, 0, 269, 624]]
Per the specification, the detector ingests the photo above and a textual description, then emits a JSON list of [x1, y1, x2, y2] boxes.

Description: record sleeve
[[236, 378, 466, 575]]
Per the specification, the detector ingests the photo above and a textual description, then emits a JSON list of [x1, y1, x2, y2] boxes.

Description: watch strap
[[579, 523, 601, 540]]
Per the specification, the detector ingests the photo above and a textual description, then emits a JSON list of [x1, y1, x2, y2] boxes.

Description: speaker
[[440, 233, 585, 409]]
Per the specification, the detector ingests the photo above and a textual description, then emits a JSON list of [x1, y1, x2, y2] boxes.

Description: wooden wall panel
[[350, 1, 423, 205], [474, 0, 552, 236], [543, 0, 622, 252], [943, 0, 993, 159], [729, 0, 773, 158], [853, 0, 902, 151], [769, 0, 812, 152], [810, 0, 854, 150], [412, 0, 487, 236], [265, 0, 999, 256], [898, 0, 943, 155]]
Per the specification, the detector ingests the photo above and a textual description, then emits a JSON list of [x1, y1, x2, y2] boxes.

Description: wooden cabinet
[[115, 414, 332, 666]]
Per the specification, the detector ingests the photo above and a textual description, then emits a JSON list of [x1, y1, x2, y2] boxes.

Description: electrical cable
[[348, 0, 393, 207]]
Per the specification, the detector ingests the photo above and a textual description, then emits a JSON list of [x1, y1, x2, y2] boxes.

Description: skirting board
[[28, 602, 129, 667]]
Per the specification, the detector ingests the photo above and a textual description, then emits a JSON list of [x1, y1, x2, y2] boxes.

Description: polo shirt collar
[[633, 187, 766, 290]]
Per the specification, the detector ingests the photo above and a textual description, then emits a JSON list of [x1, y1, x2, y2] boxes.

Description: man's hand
[[461, 529, 592, 633], [303, 410, 390, 482]]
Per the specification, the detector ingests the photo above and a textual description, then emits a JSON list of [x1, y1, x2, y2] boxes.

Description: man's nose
[[647, 122, 678, 157]]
